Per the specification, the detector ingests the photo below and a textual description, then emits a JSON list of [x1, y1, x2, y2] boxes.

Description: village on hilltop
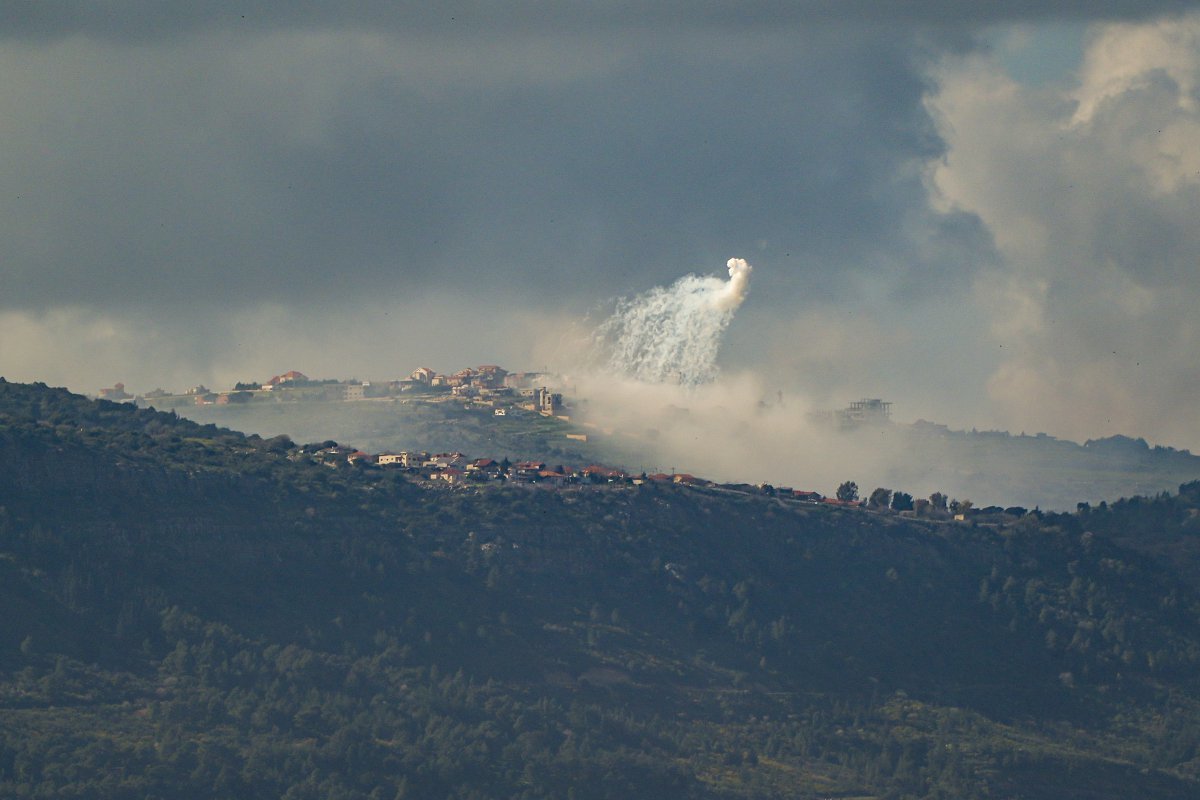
[[91, 368, 1019, 520], [100, 364, 565, 417], [285, 442, 1013, 525]]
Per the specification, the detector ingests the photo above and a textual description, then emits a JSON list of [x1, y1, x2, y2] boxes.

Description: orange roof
[[584, 465, 626, 477]]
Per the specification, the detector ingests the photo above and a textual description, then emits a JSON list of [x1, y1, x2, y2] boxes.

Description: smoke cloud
[[558, 235, 1199, 509], [593, 258, 752, 386], [560, 261, 938, 500]]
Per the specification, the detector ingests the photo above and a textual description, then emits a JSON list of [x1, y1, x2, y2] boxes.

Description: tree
[[929, 492, 948, 511], [868, 487, 892, 510], [264, 434, 294, 453], [891, 491, 914, 512], [836, 481, 859, 502]]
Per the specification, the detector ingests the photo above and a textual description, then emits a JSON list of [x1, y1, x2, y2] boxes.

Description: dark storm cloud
[[1, 0, 1183, 319], [4, 1, 1198, 43], [0, 13, 998, 324]]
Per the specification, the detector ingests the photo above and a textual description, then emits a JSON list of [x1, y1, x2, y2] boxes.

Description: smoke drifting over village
[[564, 258, 926, 499], [2, 5, 1200, 457]]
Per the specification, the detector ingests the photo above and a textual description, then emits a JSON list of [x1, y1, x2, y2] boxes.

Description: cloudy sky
[[2, 2, 1199, 448]]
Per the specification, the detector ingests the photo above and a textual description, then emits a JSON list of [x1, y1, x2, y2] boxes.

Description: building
[[427, 452, 467, 470], [98, 382, 133, 401], [435, 467, 465, 485], [215, 391, 251, 405], [378, 451, 429, 468], [836, 398, 892, 429], [510, 461, 547, 482], [474, 365, 509, 388], [538, 470, 566, 487], [583, 465, 626, 483], [535, 387, 562, 414], [466, 458, 503, 479]]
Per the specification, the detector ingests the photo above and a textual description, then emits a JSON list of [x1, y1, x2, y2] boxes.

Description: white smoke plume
[[593, 258, 752, 385]]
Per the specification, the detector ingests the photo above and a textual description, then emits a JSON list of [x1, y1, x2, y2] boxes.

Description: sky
[[2, 2, 1200, 449]]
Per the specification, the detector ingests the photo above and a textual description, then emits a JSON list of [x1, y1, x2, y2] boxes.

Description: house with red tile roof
[[434, 467, 465, 484], [583, 465, 627, 483], [467, 458, 503, 479], [410, 367, 436, 383], [538, 470, 566, 487]]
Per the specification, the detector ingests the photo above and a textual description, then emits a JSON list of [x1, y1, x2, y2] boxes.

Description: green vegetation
[[177, 397, 599, 468], [3, 379, 1200, 798]]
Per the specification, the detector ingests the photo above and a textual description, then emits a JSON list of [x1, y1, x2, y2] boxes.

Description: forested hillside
[[3, 379, 1200, 798]]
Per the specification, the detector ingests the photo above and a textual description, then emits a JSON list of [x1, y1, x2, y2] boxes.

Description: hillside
[[170, 396, 1200, 510], [172, 394, 599, 468], [4, 379, 1200, 798]]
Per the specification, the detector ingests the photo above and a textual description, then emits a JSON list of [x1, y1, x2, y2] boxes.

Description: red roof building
[[436, 468, 465, 484], [583, 465, 627, 482]]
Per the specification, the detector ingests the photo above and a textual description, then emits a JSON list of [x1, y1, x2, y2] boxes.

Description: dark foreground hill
[[3, 380, 1200, 798]]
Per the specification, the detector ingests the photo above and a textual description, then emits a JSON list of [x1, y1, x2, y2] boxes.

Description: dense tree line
[[2, 380, 1200, 797]]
